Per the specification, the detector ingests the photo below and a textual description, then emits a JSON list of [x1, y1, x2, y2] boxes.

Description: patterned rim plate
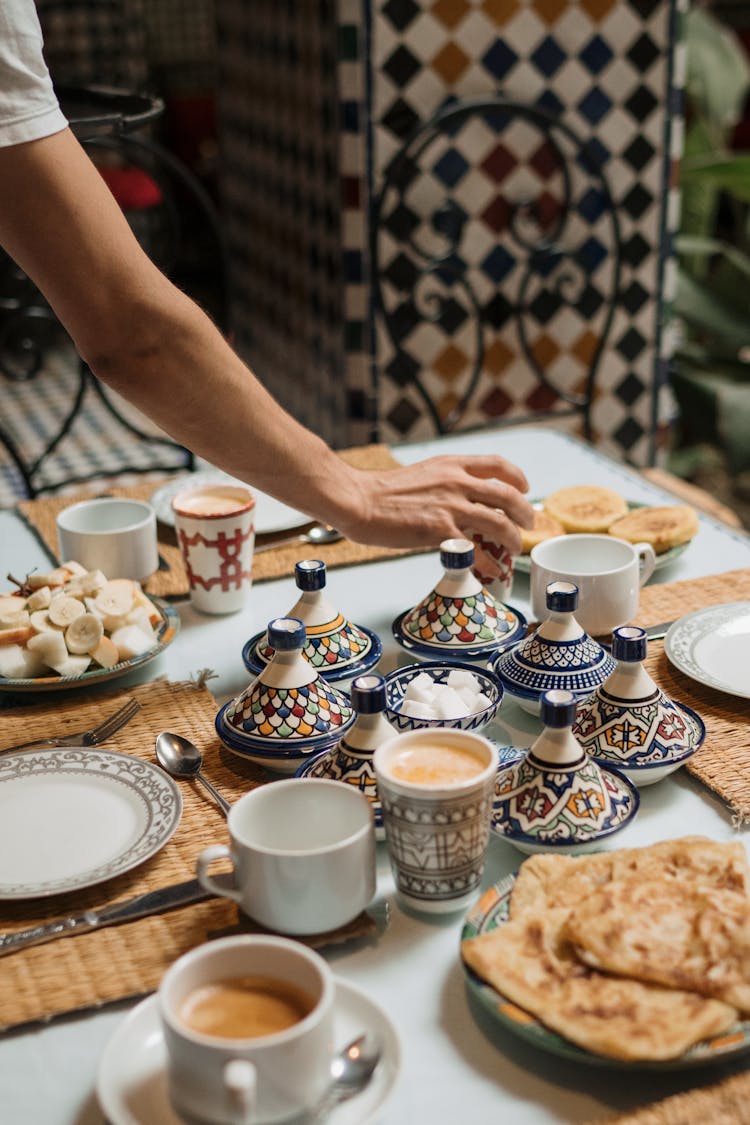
[[513, 501, 691, 574], [391, 607, 527, 661], [0, 597, 180, 694], [242, 625, 383, 683], [0, 748, 182, 899], [665, 603, 750, 701], [461, 874, 750, 1069], [150, 471, 307, 534]]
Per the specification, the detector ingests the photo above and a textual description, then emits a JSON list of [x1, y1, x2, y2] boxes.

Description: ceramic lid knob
[[612, 626, 648, 663], [546, 580, 579, 613], [294, 559, 326, 591], [440, 538, 475, 570], [350, 673, 387, 713], [540, 688, 578, 728], [267, 616, 306, 651]]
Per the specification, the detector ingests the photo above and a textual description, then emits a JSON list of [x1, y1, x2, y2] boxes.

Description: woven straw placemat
[[15, 444, 418, 599], [0, 679, 376, 1031], [586, 1069, 750, 1125], [630, 568, 750, 819]]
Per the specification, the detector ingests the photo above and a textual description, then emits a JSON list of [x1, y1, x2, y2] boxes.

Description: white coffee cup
[[196, 779, 376, 934], [56, 497, 159, 580], [159, 935, 335, 1124], [172, 483, 255, 614], [530, 533, 656, 636], [374, 728, 498, 915]]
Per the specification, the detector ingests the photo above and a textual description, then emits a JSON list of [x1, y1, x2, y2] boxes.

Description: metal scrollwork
[[370, 95, 623, 438]]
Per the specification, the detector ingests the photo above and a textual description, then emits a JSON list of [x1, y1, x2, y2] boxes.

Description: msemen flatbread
[[563, 879, 750, 1014], [543, 485, 628, 532], [608, 504, 699, 553], [461, 908, 737, 1061], [520, 509, 565, 554]]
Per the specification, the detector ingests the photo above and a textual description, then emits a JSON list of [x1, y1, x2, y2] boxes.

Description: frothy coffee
[[175, 492, 249, 517], [390, 743, 484, 786], [178, 975, 315, 1039]]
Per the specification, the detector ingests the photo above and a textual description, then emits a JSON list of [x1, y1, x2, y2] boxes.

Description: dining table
[[2, 423, 750, 1125]]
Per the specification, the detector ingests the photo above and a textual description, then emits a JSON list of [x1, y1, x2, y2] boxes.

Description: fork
[[0, 698, 142, 755]]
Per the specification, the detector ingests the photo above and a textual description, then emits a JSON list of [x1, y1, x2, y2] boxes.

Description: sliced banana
[[48, 595, 87, 627], [94, 579, 135, 618], [30, 610, 59, 633], [55, 654, 92, 678], [0, 609, 30, 629], [111, 624, 154, 660], [25, 586, 52, 611], [89, 635, 120, 668], [65, 613, 104, 655], [61, 560, 87, 578], [27, 629, 69, 670], [81, 569, 107, 596], [28, 568, 69, 589], [0, 595, 25, 617]]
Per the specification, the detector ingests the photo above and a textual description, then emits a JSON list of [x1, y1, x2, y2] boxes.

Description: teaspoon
[[255, 524, 342, 553], [306, 1032, 383, 1122], [155, 730, 231, 816]]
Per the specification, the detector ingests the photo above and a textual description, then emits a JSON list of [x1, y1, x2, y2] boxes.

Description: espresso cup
[[373, 728, 498, 915], [172, 483, 255, 614], [196, 779, 376, 934], [159, 935, 336, 1124], [56, 497, 159, 581], [530, 533, 657, 636]]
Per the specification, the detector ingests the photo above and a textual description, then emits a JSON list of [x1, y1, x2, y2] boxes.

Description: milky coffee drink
[[178, 975, 316, 1039], [390, 742, 484, 786]]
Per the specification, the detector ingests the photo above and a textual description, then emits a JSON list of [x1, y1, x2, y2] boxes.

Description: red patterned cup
[[172, 484, 255, 614], [471, 534, 515, 605]]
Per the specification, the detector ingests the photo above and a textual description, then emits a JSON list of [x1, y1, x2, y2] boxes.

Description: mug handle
[[224, 1059, 257, 1124], [635, 541, 657, 586], [196, 844, 242, 904]]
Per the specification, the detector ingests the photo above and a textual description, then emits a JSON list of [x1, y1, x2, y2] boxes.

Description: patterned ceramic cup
[[373, 728, 498, 915], [471, 533, 515, 604], [172, 484, 255, 614]]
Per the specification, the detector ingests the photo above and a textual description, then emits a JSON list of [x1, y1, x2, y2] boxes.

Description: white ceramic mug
[[530, 533, 657, 636], [196, 779, 376, 934], [172, 484, 255, 614], [56, 497, 159, 580], [159, 935, 335, 1124], [373, 728, 498, 915]]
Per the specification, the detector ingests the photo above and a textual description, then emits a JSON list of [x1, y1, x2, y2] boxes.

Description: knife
[[0, 877, 217, 958]]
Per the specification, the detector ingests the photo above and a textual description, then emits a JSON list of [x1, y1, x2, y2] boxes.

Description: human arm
[[0, 128, 533, 563]]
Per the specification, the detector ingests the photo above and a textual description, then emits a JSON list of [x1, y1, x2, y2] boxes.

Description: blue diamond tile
[[536, 89, 565, 118], [531, 36, 566, 78], [432, 148, 470, 189], [576, 236, 608, 273], [578, 187, 607, 223], [481, 40, 519, 82], [579, 35, 614, 76], [577, 87, 612, 125], [577, 136, 611, 174], [480, 245, 517, 284]]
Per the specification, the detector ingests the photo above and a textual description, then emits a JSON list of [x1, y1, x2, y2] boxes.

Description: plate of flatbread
[[460, 837, 750, 1067], [513, 485, 699, 574]]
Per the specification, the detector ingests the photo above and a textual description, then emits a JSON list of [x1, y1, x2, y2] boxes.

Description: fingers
[[461, 455, 530, 495], [464, 476, 535, 531], [462, 507, 524, 556]]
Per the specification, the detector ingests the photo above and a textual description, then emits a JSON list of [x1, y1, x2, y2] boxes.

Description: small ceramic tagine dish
[[216, 616, 355, 774], [492, 689, 639, 856], [573, 626, 706, 787], [296, 673, 392, 839], [493, 581, 615, 715], [243, 560, 381, 683], [392, 539, 526, 661], [383, 661, 502, 733]]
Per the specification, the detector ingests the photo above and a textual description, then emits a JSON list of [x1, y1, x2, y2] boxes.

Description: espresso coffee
[[178, 975, 316, 1040], [390, 743, 484, 786], [176, 493, 247, 517]]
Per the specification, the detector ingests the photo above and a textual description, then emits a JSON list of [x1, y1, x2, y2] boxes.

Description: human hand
[[334, 454, 534, 576]]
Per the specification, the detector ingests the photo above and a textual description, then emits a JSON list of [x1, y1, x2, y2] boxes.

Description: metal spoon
[[155, 731, 231, 816], [254, 524, 342, 554], [306, 1032, 383, 1122]]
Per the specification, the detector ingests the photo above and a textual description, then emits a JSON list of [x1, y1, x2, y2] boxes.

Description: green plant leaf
[[676, 234, 750, 280], [675, 271, 750, 350], [686, 8, 750, 130], [681, 154, 750, 204]]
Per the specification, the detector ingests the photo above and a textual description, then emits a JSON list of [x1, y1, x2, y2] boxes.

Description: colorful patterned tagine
[[493, 581, 615, 715], [243, 560, 381, 682], [297, 673, 391, 839], [392, 538, 526, 660], [216, 616, 355, 774], [572, 626, 706, 787], [492, 689, 639, 856]]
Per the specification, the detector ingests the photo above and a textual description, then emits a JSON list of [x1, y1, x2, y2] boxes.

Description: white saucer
[[97, 978, 401, 1125], [150, 471, 307, 536]]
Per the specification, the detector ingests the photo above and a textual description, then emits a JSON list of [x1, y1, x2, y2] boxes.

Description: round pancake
[[520, 509, 565, 554], [608, 505, 699, 554], [543, 485, 628, 533]]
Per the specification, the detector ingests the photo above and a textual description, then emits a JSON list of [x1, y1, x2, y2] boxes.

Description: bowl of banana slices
[[0, 561, 179, 690]]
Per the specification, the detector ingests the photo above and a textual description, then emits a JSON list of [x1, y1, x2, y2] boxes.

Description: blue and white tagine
[[492, 689, 639, 856], [573, 626, 705, 787]]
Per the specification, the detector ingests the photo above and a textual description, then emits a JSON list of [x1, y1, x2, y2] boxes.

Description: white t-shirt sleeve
[[0, 0, 68, 148]]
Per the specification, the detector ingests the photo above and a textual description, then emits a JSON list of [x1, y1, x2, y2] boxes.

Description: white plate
[[513, 501, 691, 574], [665, 602, 750, 700], [97, 979, 401, 1125], [150, 471, 307, 535], [0, 748, 181, 898]]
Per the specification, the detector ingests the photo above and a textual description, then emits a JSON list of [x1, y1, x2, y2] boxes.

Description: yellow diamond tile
[[434, 343, 469, 381], [533, 0, 570, 23], [432, 0, 471, 30], [572, 329, 600, 366], [580, 0, 617, 21], [532, 333, 561, 369], [430, 41, 471, 85], [484, 338, 515, 375], [482, 0, 521, 27], [438, 391, 461, 421]]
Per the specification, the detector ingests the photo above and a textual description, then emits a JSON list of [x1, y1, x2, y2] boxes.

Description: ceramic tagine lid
[[492, 689, 639, 855], [572, 626, 706, 785], [392, 538, 526, 659], [217, 616, 355, 769], [296, 673, 392, 839], [243, 560, 381, 682], [493, 581, 615, 714]]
